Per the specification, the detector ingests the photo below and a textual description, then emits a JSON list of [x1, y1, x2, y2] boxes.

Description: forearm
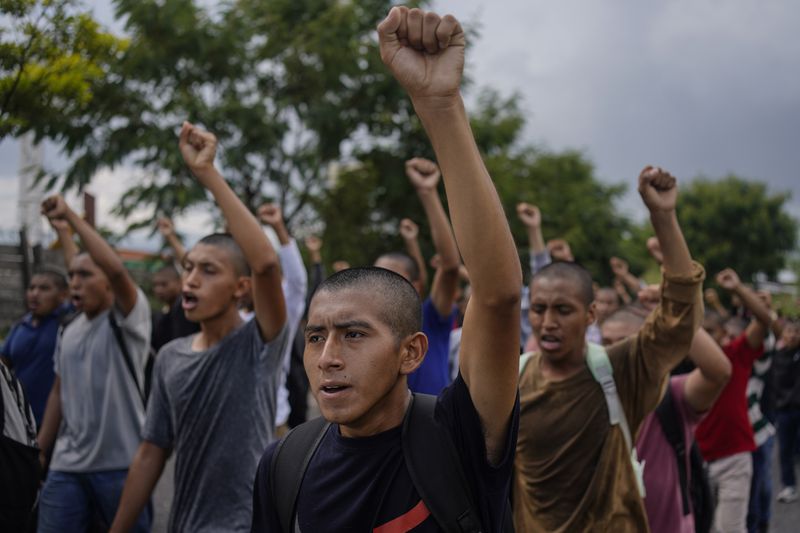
[[709, 300, 730, 318], [417, 189, 460, 272], [65, 208, 126, 280], [270, 222, 291, 247], [280, 240, 308, 323], [56, 228, 78, 267], [165, 233, 186, 261], [414, 96, 521, 299], [733, 285, 772, 327], [620, 271, 642, 294], [202, 170, 280, 274], [37, 379, 62, 458], [402, 235, 428, 289], [110, 442, 167, 533], [649, 210, 693, 278], [526, 225, 546, 254], [684, 328, 731, 412]]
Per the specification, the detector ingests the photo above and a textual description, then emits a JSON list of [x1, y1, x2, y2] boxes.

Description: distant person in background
[[1, 268, 70, 426], [773, 320, 800, 504]]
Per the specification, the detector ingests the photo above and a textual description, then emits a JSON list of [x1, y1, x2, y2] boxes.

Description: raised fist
[[405, 158, 440, 191], [41, 195, 69, 220], [399, 218, 419, 240], [179, 122, 218, 177], [716, 268, 742, 291], [516, 203, 541, 228], [304, 235, 322, 253], [257, 203, 284, 227], [547, 239, 574, 263], [48, 216, 71, 232], [638, 166, 678, 213], [609, 257, 629, 277], [157, 217, 176, 238], [646, 236, 663, 265], [377, 7, 465, 102]]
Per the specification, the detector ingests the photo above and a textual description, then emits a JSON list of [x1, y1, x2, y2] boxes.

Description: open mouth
[[71, 294, 83, 307], [539, 334, 562, 352], [182, 293, 198, 311], [319, 384, 351, 397]]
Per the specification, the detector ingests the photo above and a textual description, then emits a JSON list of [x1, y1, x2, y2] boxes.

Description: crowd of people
[[1, 6, 799, 533]]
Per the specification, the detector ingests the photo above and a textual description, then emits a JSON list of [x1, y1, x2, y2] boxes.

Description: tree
[[0, 0, 126, 138], [17, 0, 423, 232], [678, 175, 797, 281]]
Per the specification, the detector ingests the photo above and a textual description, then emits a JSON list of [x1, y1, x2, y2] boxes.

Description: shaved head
[[314, 267, 422, 340], [196, 233, 250, 276], [532, 261, 594, 308]]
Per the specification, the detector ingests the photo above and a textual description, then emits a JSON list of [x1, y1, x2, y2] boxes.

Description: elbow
[[473, 287, 522, 312], [250, 256, 281, 277]]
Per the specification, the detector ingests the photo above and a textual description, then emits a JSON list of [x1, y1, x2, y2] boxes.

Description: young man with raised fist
[[252, 7, 521, 532]]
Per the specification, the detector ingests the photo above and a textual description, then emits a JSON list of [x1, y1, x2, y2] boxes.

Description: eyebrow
[[305, 320, 375, 334]]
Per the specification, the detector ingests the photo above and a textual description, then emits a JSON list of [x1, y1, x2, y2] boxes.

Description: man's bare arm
[[41, 196, 138, 315], [399, 218, 428, 292], [48, 216, 79, 267], [379, 7, 521, 462], [37, 376, 62, 469], [179, 122, 286, 341], [716, 268, 769, 349], [157, 217, 186, 262], [683, 328, 732, 413], [110, 442, 168, 533], [406, 158, 460, 317]]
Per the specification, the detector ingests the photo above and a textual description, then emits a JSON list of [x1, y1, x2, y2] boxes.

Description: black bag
[[655, 387, 713, 533], [0, 363, 40, 532], [270, 393, 512, 532], [109, 312, 156, 406]]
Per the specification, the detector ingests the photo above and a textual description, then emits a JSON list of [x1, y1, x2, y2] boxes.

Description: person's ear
[[399, 332, 428, 375], [587, 301, 597, 326], [233, 276, 252, 300]]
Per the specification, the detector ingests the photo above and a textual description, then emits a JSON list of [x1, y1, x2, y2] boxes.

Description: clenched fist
[[179, 122, 218, 179], [638, 166, 678, 213], [516, 203, 541, 229], [405, 158, 441, 191]]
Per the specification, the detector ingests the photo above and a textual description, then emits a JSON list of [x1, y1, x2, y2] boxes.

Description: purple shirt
[[636, 375, 705, 533]]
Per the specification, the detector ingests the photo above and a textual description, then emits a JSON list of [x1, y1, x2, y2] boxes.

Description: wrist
[[411, 92, 464, 115]]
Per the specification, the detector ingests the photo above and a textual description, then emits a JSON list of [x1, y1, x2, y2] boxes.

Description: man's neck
[[339, 383, 411, 439], [193, 307, 244, 351], [540, 345, 587, 382]]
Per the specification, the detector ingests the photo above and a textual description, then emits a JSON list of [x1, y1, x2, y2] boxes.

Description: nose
[[542, 308, 559, 331], [183, 268, 200, 289], [317, 336, 344, 371]]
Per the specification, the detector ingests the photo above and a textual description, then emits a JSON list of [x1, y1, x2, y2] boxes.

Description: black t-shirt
[[251, 374, 519, 532], [773, 345, 800, 410], [151, 297, 200, 352]]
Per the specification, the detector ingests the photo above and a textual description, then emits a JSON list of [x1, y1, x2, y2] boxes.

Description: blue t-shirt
[[408, 297, 456, 395], [1, 304, 70, 425], [251, 374, 519, 532]]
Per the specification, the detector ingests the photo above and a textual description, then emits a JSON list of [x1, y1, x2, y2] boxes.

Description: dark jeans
[[747, 435, 774, 533], [38, 470, 151, 533], [776, 409, 800, 488]]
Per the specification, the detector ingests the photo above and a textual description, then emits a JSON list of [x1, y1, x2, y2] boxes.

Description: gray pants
[[709, 452, 753, 533]]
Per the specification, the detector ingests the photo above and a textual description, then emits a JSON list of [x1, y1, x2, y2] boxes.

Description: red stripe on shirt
[[373, 500, 431, 533]]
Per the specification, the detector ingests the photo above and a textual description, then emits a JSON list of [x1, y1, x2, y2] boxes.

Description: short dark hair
[[604, 306, 646, 329], [531, 261, 594, 307], [32, 267, 68, 291], [154, 264, 180, 279], [376, 251, 420, 282], [196, 233, 250, 276], [315, 267, 422, 340]]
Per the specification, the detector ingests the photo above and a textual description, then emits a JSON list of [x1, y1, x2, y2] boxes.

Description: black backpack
[[0, 363, 40, 532], [655, 387, 713, 533], [109, 312, 156, 406], [270, 393, 513, 532]]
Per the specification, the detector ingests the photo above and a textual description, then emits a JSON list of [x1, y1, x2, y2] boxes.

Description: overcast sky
[[1, 0, 798, 249]]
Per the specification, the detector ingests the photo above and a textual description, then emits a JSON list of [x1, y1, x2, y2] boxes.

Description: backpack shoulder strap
[[270, 416, 330, 533], [585, 342, 646, 498], [402, 393, 483, 533], [655, 386, 691, 515], [519, 351, 535, 375], [108, 311, 145, 407]]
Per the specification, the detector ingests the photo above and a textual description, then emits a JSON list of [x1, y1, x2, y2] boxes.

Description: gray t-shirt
[[51, 288, 151, 472], [144, 319, 289, 533]]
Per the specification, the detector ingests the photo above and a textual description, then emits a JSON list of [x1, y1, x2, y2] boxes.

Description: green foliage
[[678, 176, 798, 281], [0, 0, 127, 137]]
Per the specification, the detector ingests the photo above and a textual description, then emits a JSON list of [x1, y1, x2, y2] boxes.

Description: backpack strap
[[655, 386, 691, 515], [270, 416, 330, 533], [402, 393, 483, 533], [585, 342, 646, 498], [108, 312, 145, 407], [519, 351, 535, 375]]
